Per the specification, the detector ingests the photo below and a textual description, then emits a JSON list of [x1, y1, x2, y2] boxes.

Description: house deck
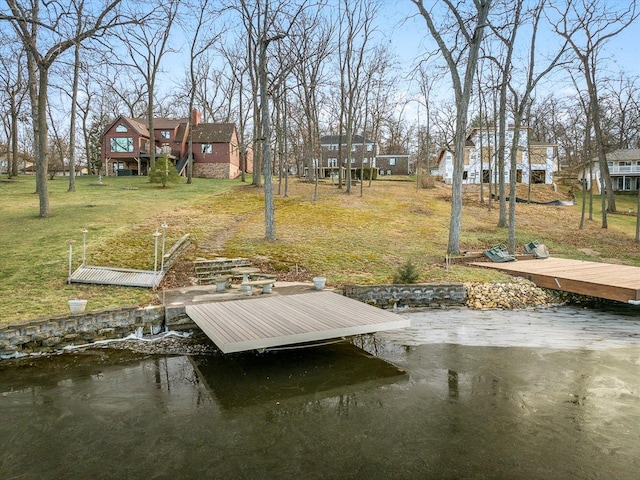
[[470, 257, 640, 303], [184, 291, 411, 354], [69, 265, 164, 288]]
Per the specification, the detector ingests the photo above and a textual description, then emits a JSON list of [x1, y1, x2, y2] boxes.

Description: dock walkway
[[471, 257, 640, 303], [69, 265, 164, 288]]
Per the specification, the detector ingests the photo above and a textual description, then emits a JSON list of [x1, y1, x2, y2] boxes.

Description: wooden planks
[[69, 265, 164, 288], [470, 257, 640, 303], [185, 291, 411, 353]]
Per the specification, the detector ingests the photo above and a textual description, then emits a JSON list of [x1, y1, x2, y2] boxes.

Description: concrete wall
[[344, 284, 466, 309]]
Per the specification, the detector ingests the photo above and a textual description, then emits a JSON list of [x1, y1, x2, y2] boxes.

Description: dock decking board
[[470, 257, 640, 302], [185, 291, 411, 353]]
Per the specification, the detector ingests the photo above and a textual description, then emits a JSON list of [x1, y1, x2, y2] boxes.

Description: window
[[366, 144, 373, 152], [160, 130, 171, 139], [363, 158, 369, 164], [141, 139, 148, 152], [389, 158, 396, 166], [110, 137, 134, 153], [351, 158, 356, 163], [115, 124, 127, 133], [351, 145, 356, 152], [330, 145, 338, 151], [328, 158, 337, 167], [202, 144, 213, 154]]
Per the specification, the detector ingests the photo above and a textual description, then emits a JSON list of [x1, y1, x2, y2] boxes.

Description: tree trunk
[[68, 41, 81, 192], [36, 67, 50, 217], [259, 37, 275, 241]]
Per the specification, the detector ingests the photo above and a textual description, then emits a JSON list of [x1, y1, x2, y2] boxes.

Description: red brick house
[[101, 110, 251, 179]]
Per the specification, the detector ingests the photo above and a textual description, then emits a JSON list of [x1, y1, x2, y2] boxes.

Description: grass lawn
[[2, 174, 640, 326]]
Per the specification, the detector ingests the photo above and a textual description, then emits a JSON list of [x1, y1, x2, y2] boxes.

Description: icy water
[[2, 306, 640, 479]]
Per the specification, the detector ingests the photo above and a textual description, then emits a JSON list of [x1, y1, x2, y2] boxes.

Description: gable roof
[[105, 116, 150, 137], [191, 123, 236, 143]]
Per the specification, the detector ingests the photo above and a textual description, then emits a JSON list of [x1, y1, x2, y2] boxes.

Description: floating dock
[[470, 257, 640, 303], [185, 291, 411, 353]]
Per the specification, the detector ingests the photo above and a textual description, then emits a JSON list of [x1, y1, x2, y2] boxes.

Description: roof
[[191, 123, 237, 143], [107, 116, 150, 137], [320, 134, 375, 145], [150, 117, 189, 129], [602, 149, 640, 162]]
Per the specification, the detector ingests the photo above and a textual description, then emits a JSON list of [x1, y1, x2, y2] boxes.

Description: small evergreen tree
[[149, 155, 180, 187], [393, 260, 420, 284]]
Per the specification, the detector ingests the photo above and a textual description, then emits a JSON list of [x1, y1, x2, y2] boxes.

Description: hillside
[[1, 175, 639, 325]]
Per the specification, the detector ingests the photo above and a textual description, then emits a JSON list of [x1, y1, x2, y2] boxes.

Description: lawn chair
[[483, 243, 516, 262], [523, 240, 549, 259]]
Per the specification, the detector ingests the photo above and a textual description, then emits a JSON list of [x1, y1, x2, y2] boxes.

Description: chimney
[[191, 109, 201, 126]]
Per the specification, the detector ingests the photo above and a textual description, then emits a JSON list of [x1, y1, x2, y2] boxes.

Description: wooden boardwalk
[[470, 257, 640, 303], [185, 291, 411, 353], [69, 265, 164, 288]]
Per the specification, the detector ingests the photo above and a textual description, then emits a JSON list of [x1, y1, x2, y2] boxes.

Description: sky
[[373, 0, 640, 123]]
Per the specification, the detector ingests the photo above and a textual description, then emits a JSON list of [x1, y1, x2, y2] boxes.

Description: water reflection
[[191, 342, 406, 410], [2, 307, 640, 479]]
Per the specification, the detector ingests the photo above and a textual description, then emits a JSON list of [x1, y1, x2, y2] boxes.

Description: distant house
[[0, 151, 34, 175], [101, 110, 251, 179], [314, 134, 378, 178], [377, 153, 411, 176], [578, 149, 640, 193], [436, 126, 557, 185]]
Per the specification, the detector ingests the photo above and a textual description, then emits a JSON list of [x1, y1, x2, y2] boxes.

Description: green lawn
[[2, 174, 640, 326], [0, 175, 239, 324]]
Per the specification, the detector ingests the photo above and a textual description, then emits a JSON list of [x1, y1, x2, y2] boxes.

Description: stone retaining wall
[[0, 305, 164, 358], [1, 281, 563, 359], [344, 284, 467, 308]]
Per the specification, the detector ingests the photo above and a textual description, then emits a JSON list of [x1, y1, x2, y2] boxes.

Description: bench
[[243, 278, 276, 295]]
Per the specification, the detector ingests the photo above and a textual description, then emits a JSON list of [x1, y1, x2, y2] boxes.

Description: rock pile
[[465, 277, 560, 309]]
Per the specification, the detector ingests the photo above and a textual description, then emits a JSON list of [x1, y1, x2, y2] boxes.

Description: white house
[[437, 126, 557, 185], [578, 149, 640, 193]]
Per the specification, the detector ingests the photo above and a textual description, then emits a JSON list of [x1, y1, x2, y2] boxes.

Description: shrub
[[393, 259, 420, 284], [149, 155, 180, 187]]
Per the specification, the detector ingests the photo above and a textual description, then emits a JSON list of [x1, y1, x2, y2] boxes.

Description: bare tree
[[1, 0, 133, 217], [503, 0, 568, 253], [335, 0, 379, 195], [549, 0, 638, 227], [289, 10, 334, 200], [411, 0, 492, 254], [181, 0, 222, 184], [0, 39, 27, 179], [116, 0, 179, 172]]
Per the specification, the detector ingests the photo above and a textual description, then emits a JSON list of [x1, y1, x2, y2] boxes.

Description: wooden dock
[[69, 265, 164, 288], [185, 291, 411, 353], [470, 257, 640, 303]]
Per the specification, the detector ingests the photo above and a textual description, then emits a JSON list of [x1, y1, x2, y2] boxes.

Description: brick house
[[377, 153, 411, 176], [314, 134, 378, 178], [101, 110, 251, 179], [436, 126, 557, 185]]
